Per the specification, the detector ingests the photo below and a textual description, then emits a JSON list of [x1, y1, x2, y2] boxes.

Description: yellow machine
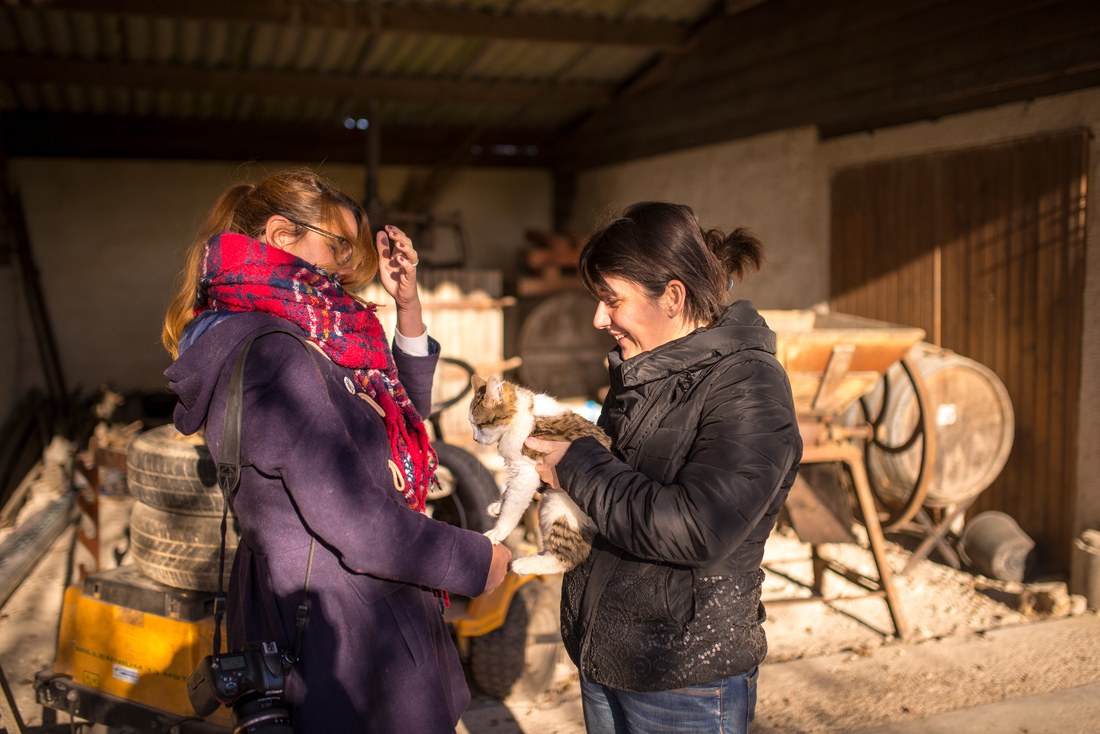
[[451, 561, 563, 701], [36, 533, 557, 732], [36, 564, 231, 732], [36, 564, 555, 732]]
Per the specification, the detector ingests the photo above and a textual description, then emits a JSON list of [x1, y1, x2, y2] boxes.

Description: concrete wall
[[1, 159, 552, 424], [572, 87, 1100, 588], [571, 126, 827, 311]]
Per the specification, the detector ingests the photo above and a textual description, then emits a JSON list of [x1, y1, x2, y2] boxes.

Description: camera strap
[[212, 326, 320, 662]]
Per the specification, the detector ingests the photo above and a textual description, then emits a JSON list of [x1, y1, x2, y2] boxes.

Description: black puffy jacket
[[557, 301, 802, 691]]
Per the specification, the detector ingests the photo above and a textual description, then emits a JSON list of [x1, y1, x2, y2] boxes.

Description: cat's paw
[[510, 553, 569, 576], [487, 501, 502, 517], [484, 527, 507, 544]]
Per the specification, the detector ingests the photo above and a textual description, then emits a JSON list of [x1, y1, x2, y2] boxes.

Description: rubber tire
[[127, 424, 224, 516], [129, 500, 239, 592], [430, 441, 498, 533], [468, 579, 563, 700]]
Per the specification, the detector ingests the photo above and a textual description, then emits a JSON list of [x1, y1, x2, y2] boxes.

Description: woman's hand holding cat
[[483, 541, 512, 594], [523, 436, 572, 490]]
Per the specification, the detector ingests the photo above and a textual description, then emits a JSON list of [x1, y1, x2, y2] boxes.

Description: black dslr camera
[[187, 641, 293, 733]]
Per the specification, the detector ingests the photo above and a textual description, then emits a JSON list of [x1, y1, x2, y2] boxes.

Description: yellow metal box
[[51, 564, 232, 728]]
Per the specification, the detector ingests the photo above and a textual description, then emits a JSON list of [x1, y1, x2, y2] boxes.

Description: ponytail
[[581, 201, 766, 326], [704, 227, 764, 283]]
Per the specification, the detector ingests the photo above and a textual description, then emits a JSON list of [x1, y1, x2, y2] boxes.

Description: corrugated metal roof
[[3, 1, 1094, 170], [2, 0, 709, 128], [0, 0, 696, 148]]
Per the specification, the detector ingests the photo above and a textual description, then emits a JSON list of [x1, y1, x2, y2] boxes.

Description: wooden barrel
[[868, 343, 1014, 507], [518, 291, 615, 400]]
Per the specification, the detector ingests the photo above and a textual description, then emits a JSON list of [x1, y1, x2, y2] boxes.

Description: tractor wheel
[[430, 442, 498, 533], [127, 424, 224, 516], [129, 500, 238, 592], [469, 579, 563, 700]]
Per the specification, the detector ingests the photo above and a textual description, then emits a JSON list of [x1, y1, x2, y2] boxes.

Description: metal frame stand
[[896, 500, 977, 576], [809, 440, 909, 639], [2, 661, 74, 734], [768, 425, 910, 640]]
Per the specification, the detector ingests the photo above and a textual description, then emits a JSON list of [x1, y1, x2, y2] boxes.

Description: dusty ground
[[2, 478, 1097, 733], [456, 527, 1100, 734]]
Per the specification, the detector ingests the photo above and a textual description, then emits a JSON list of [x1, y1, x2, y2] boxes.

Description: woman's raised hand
[[376, 225, 419, 300], [376, 224, 425, 337]]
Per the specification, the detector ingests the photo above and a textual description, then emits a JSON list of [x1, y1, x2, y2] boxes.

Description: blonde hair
[[162, 169, 376, 358]]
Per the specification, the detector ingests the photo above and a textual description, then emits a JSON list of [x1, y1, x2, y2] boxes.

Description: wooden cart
[[762, 309, 937, 639]]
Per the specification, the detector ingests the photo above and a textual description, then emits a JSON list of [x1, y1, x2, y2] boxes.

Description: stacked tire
[[126, 424, 238, 592], [124, 431, 497, 594]]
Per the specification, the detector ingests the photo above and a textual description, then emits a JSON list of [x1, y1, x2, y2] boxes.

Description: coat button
[[343, 376, 356, 393]]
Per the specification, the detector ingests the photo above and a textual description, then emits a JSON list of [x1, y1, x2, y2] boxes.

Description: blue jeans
[[580, 667, 759, 734]]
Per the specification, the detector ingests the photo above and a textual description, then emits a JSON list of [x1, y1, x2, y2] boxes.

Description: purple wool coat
[[166, 311, 492, 733]]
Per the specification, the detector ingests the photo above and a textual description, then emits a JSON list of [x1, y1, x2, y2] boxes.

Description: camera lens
[[232, 691, 292, 734]]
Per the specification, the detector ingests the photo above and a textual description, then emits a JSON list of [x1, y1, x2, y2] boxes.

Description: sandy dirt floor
[[2, 478, 1097, 733], [456, 527, 1100, 734]]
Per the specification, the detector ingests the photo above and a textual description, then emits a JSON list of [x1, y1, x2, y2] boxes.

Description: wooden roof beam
[[0, 55, 613, 107], [0, 111, 556, 167], [22, 0, 691, 49]]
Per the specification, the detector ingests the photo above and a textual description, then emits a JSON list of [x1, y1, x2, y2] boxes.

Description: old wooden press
[[762, 309, 937, 640]]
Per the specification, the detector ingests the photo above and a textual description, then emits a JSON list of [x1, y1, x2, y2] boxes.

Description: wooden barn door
[[831, 130, 1088, 572]]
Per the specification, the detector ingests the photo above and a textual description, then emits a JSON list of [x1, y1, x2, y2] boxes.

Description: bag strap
[[212, 326, 319, 661]]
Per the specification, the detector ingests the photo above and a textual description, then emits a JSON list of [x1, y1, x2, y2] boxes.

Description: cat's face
[[469, 375, 516, 445]]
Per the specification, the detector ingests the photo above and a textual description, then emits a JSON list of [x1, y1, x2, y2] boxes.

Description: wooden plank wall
[[830, 130, 1088, 572], [564, 0, 1100, 169]]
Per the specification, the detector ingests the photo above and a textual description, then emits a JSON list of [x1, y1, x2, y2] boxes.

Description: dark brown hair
[[162, 168, 376, 357], [579, 201, 763, 325]]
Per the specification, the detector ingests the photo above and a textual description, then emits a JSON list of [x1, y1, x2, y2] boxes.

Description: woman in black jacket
[[526, 202, 802, 733]]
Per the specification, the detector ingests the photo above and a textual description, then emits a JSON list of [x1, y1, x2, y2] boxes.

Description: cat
[[468, 374, 611, 575]]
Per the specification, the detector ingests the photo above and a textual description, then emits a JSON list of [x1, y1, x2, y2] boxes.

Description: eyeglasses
[[285, 216, 353, 266]]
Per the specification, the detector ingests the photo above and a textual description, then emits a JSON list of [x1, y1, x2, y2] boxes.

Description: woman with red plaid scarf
[[162, 169, 511, 733]]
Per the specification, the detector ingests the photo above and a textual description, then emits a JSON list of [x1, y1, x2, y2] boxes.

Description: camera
[[187, 641, 293, 733]]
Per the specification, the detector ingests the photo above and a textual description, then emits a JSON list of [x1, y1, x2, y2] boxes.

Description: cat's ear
[[471, 374, 486, 391], [485, 374, 505, 403]]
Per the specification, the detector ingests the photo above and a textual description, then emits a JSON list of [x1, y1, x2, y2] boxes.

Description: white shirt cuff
[[394, 328, 430, 356]]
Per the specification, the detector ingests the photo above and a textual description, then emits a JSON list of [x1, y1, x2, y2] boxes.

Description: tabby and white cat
[[469, 374, 611, 575]]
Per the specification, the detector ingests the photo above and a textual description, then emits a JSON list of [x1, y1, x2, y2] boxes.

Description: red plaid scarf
[[196, 232, 436, 512]]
